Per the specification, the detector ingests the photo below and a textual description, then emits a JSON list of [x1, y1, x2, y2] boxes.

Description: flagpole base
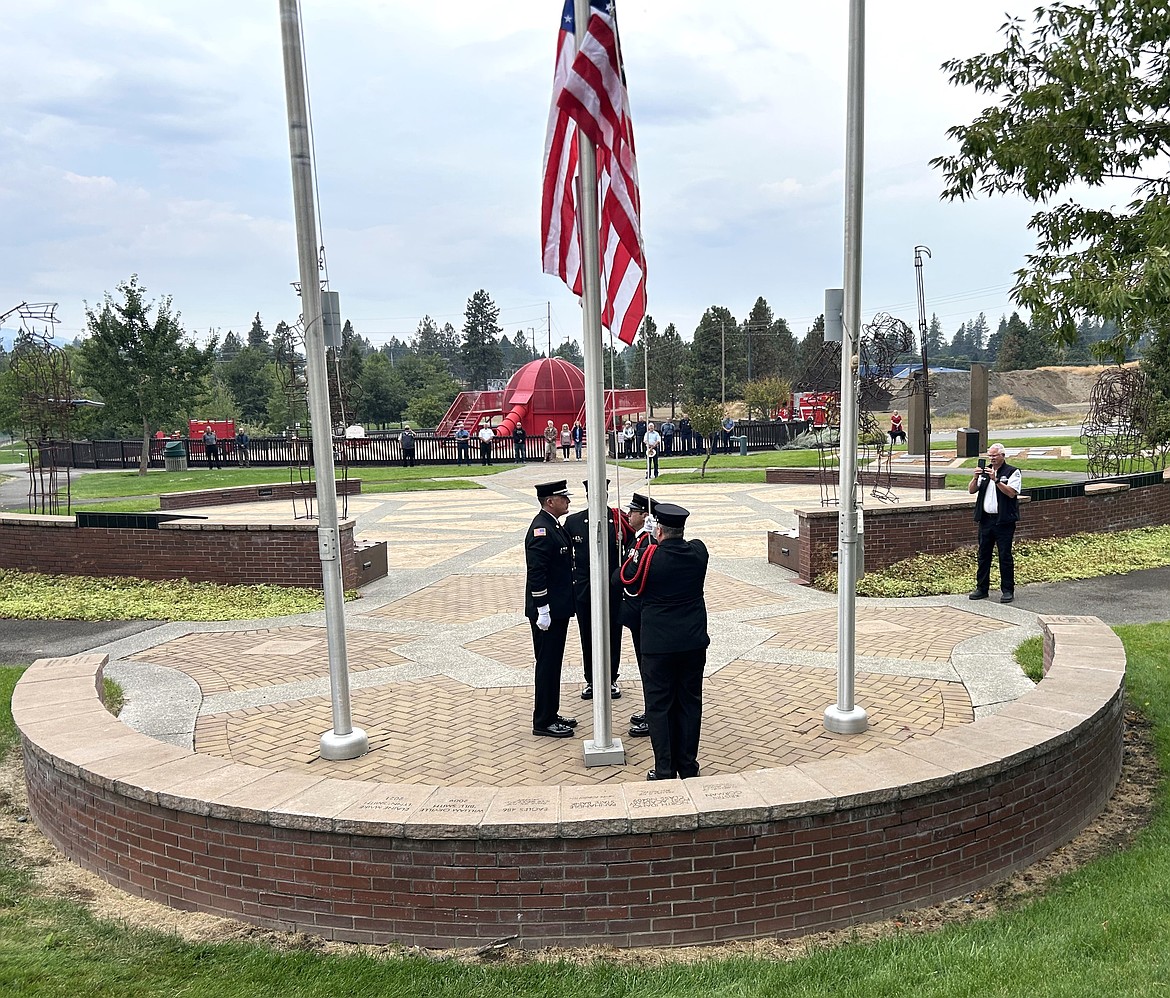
[[320, 727, 369, 761], [583, 737, 626, 767], [823, 705, 868, 734]]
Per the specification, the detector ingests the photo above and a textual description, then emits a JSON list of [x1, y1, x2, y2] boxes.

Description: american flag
[[541, 0, 646, 346]]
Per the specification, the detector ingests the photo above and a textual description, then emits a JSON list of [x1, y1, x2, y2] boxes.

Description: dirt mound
[[926, 365, 1111, 417]]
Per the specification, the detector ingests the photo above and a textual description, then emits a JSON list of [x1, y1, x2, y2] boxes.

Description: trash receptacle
[[163, 440, 188, 472], [738, 435, 749, 457], [956, 428, 980, 458]]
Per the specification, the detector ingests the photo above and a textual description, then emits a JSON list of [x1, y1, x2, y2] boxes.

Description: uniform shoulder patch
[[533, 527, 547, 536]]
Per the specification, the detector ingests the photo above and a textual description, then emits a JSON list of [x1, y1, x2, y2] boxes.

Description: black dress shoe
[[631, 712, 645, 725], [555, 715, 578, 728], [610, 682, 622, 700], [628, 720, 650, 737], [646, 769, 676, 781], [580, 684, 593, 700], [968, 590, 989, 601], [1000, 592, 1015, 604], [533, 722, 574, 738]]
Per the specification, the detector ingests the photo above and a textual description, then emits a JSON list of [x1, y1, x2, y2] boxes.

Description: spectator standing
[[678, 415, 692, 455], [635, 416, 647, 456], [622, 503, 709, 780], [477, 423, 495, 466], [889, 410, 906, 444], [512, 422, 527, 463], [968, 443, 1022, 604], [560, 423, 572, 460], [400, 424, 416, 468], [660, 418, 675, 456], [525, 480, 577, 738], [544, 420, 558, 462], [235, 428, 250, 467], [454, 425, 471, 465], [571, 420, 584, 460], [622, 420, 636, 458], [643, 421, 662, 479], [202, 427, 221, 470]]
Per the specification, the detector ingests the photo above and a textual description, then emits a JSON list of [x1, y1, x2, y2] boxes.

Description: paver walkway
[[95, 464, 1039, 787]]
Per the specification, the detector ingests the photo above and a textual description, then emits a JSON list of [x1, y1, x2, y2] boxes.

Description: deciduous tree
[[80, 276, 213, 474]]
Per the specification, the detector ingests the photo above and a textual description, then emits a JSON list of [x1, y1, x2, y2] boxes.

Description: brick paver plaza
[[109, 463, 1035, 788]]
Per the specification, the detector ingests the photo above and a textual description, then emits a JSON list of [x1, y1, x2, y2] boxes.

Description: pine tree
[[688, 307, 736, 402], [656, 323, 689, 415], [247, 313, 270, 357], [459, 290, 503, 389]]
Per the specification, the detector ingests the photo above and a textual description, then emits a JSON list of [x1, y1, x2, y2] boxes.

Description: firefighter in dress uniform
[[620, 502, 709, 779], [525, 480, 578, 738], [565, 480, 632, 702], [616, 492, 658, 737]]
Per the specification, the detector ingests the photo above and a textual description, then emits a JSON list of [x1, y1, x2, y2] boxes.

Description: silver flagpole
[[825, 0, 868, 734], [575, 0, 623, 766], [278, 0, 367, 760]]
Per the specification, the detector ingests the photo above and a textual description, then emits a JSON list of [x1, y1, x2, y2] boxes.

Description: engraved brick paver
[[131, 626, 416, 694], [193, 662, 972, 786], [759, 606, 1009, 661]]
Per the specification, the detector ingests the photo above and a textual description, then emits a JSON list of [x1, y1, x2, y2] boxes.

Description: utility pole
[[721, 319, 726, 405], [279, 0, 367, 761]]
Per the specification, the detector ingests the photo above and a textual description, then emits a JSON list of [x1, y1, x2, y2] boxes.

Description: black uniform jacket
[[640, 537, 710, 654], [565, 506, 628, 603], [616, 530, 654, 627], [524, 508, 574, 620]]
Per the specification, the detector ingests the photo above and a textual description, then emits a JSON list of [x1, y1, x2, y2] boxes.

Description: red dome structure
[[435, 358, 646, 442]]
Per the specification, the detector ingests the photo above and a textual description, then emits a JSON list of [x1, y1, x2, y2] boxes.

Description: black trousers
[[205, 444, 220, 469], [642, 648, 705, 779], [480, 443, 492, 465], [456, 442, 470, 464], [530, 617, 569, 728], [976, 516, 1016, 595], [402, 450, 415, 468], [576, 593, 622, 685]]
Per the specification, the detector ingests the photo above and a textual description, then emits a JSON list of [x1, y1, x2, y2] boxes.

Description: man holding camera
[[968, 443, 1022, 604]]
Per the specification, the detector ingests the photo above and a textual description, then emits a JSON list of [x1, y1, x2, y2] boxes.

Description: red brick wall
[[0, 516, 368, 589], [792, 478, 1170, 583], [159, 479, 362, 510], [13, 613, 1127, 950], [20, 691, 1121, 948]]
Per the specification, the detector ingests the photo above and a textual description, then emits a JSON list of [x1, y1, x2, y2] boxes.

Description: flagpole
[[574, 0, 624, 767], [825, 0, 868, 735], [278, 0, 367, 760]]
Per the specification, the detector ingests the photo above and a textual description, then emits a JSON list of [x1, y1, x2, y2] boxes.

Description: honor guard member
[[622, 502, 709, 780], [565, 480, 632, 702], [525, 480, 578, 738], [616, 493, 658, 737]]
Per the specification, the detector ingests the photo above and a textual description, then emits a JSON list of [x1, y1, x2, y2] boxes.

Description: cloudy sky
[[1, 1, 1054, 352]]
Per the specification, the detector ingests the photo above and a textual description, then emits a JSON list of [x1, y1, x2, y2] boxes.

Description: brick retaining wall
[[0, 515, 385, 589], [14, 616, 1125, 948], [785, 475, 1170, 583], [159, 479, 363, 510]]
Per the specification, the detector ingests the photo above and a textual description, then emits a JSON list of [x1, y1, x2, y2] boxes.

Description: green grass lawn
[[2, 620, 1169, 995], [66, 464, 508, 501]]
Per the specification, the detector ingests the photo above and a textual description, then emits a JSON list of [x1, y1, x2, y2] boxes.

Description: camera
[[977, 458, 986, 470]]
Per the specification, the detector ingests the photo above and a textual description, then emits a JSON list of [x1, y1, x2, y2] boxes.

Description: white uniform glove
[[643, 514, 657, 534], [537, 605, 552, 631]]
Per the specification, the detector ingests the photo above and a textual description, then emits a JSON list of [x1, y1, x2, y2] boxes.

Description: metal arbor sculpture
[[1081, 367, 1157, 479], [793, 313, 917, 506], [272, 320, 315, 519], [3, 306, 73, 514]]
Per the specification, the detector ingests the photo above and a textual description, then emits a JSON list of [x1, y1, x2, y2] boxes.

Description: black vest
[[973, 461, 1020, 525]]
